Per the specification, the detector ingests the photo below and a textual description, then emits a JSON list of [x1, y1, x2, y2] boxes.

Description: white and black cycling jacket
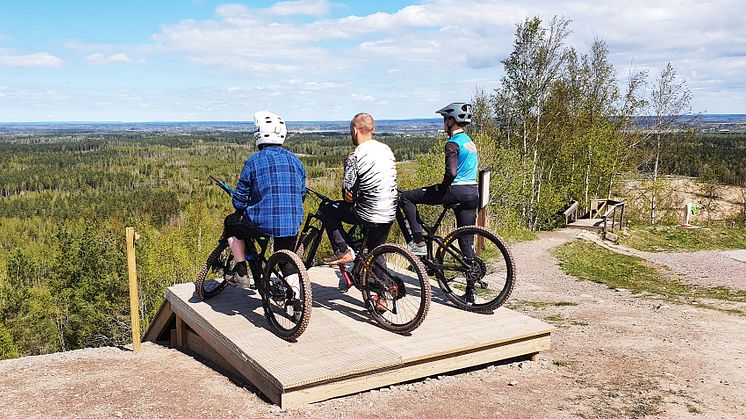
[[342, 139, 397, 224]]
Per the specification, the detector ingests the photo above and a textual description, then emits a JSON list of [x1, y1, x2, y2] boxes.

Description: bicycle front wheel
[[194, 241, 232, 300], [435, 226, 515, 313], [361, 244, 431, 334], [261, 249, 313, 341]]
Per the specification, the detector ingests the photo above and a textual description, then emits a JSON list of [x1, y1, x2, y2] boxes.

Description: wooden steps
[[144, 266, 553, 408]]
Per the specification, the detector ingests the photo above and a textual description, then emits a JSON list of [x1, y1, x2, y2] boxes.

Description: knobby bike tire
[[435, 226, 515, 313], [261, 249, 313, 341], [194, 241, 231, 300], [361, 244, 431, 334]]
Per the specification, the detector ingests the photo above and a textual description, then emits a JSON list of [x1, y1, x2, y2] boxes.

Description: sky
[[0, 0, 744, 122]]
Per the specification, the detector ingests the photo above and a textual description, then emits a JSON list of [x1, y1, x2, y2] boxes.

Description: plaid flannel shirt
[[232, 146, 306, 237]]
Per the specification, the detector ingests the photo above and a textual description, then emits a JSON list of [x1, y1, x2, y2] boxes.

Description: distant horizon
[[2, 113, 746, 125]]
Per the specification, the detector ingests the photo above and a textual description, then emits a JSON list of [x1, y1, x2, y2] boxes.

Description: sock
[[412, 232, 424, 244], [235, 261, 248, 277]]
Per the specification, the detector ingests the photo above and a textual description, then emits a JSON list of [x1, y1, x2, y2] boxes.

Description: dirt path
[[1, 229, 744, 418]]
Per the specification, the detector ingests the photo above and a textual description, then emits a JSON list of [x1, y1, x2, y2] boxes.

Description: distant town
[[1, 114, 745, 135]]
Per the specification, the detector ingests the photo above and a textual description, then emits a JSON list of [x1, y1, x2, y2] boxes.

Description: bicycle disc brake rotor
[[466, 258, 487, 282], [270, 279, 289, 304]]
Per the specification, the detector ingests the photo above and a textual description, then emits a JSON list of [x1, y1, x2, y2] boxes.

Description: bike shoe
[[407, 241, 427, 256], [323, 248, 356, 266], [226, 272, 252, 289], [338, 275, 352, 294]]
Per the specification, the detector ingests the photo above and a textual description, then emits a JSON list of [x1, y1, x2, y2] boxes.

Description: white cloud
[[270, 0, 331, 16], [5, 0, 746, 120], [352, 93, 374, 101], [85, 53, 134, 65], [0, 50, 64, 68]]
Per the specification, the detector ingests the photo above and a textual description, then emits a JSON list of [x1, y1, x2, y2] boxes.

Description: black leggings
[[318, 201, 391, 253], [223, 212, 298, 276], [398, 184, 479, 257]]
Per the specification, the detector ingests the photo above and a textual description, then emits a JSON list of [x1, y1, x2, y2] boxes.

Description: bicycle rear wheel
[[361, 244, 431, 334], [194, 241, 232, 300], [261, 249, 313, 341], [435, 226, 515, 313]]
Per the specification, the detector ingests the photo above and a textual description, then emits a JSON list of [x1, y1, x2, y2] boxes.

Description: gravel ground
[[1, 229, 744, 418]]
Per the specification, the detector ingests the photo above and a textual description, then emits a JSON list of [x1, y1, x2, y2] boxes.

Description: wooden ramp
[[144, 267, 553, 408]]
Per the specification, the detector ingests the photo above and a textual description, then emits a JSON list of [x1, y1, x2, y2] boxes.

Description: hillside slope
[[1, 230, 744, 418]]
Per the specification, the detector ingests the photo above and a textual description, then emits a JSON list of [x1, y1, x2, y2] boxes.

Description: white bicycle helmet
[[253, 111, 287, 146], [436, 102, 473, 125]]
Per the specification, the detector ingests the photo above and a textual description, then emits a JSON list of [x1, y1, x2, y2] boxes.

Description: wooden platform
[[144, 267, 553, 408], [566, 218, 605, 231]]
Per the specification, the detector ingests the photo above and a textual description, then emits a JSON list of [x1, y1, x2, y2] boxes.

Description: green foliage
[[620, 225, 746, 252], [486, 17, 645, 229], [0, 322, 18, 360], [0, 129, 460, 356]]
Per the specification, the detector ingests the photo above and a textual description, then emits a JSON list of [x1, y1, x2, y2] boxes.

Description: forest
[[2, 16, 745, 359]]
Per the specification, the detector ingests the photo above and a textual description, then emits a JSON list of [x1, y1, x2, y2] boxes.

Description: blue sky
[[1, 0, 744, 121]]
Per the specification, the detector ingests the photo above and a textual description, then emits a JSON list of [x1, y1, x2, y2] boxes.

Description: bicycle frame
[[395, 205, 473, 275], [297, 188, 384, 293]]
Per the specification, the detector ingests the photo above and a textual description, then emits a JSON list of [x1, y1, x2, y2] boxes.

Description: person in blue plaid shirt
[[224, 111, 306, 288]]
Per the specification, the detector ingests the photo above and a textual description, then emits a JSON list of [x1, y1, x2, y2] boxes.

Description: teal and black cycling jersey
[[441, 132, 478, 188]]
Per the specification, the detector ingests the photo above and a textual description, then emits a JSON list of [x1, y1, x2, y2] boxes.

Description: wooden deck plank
[[158, 266, 554, 408], [281, 334, 551, 408]]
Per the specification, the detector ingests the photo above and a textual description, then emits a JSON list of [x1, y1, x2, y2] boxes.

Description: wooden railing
[[599, 200, 625, 238], [562, 200, 579, 225]]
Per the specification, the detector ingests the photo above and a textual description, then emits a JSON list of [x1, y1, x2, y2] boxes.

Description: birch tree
[[497, 16, 571, 229], [647, 63, 692, 224]]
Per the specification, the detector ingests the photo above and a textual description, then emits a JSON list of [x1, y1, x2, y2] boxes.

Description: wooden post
[[477, 168, 491, 255], [126, 227, 141, 352], [175, 317, 186, 349]]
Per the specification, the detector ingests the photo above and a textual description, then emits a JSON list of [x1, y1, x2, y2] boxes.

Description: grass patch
[[543, 314, 564, 322], [495, 228, 539, 244], [507, 300, 577, 309], [621, 224, 746, 252], [554, 240, 746, 313], [552, 359, 575, 367]]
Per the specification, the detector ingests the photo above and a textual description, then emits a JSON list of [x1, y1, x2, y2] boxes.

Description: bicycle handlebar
[[305, 187, 332, 203], [210, 175, 234, 196]]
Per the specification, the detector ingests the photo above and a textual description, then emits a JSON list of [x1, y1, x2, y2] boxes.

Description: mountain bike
[[296, 187, 431, 334], [194, 176, 312, 341], [395, 201, 515, 313]]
